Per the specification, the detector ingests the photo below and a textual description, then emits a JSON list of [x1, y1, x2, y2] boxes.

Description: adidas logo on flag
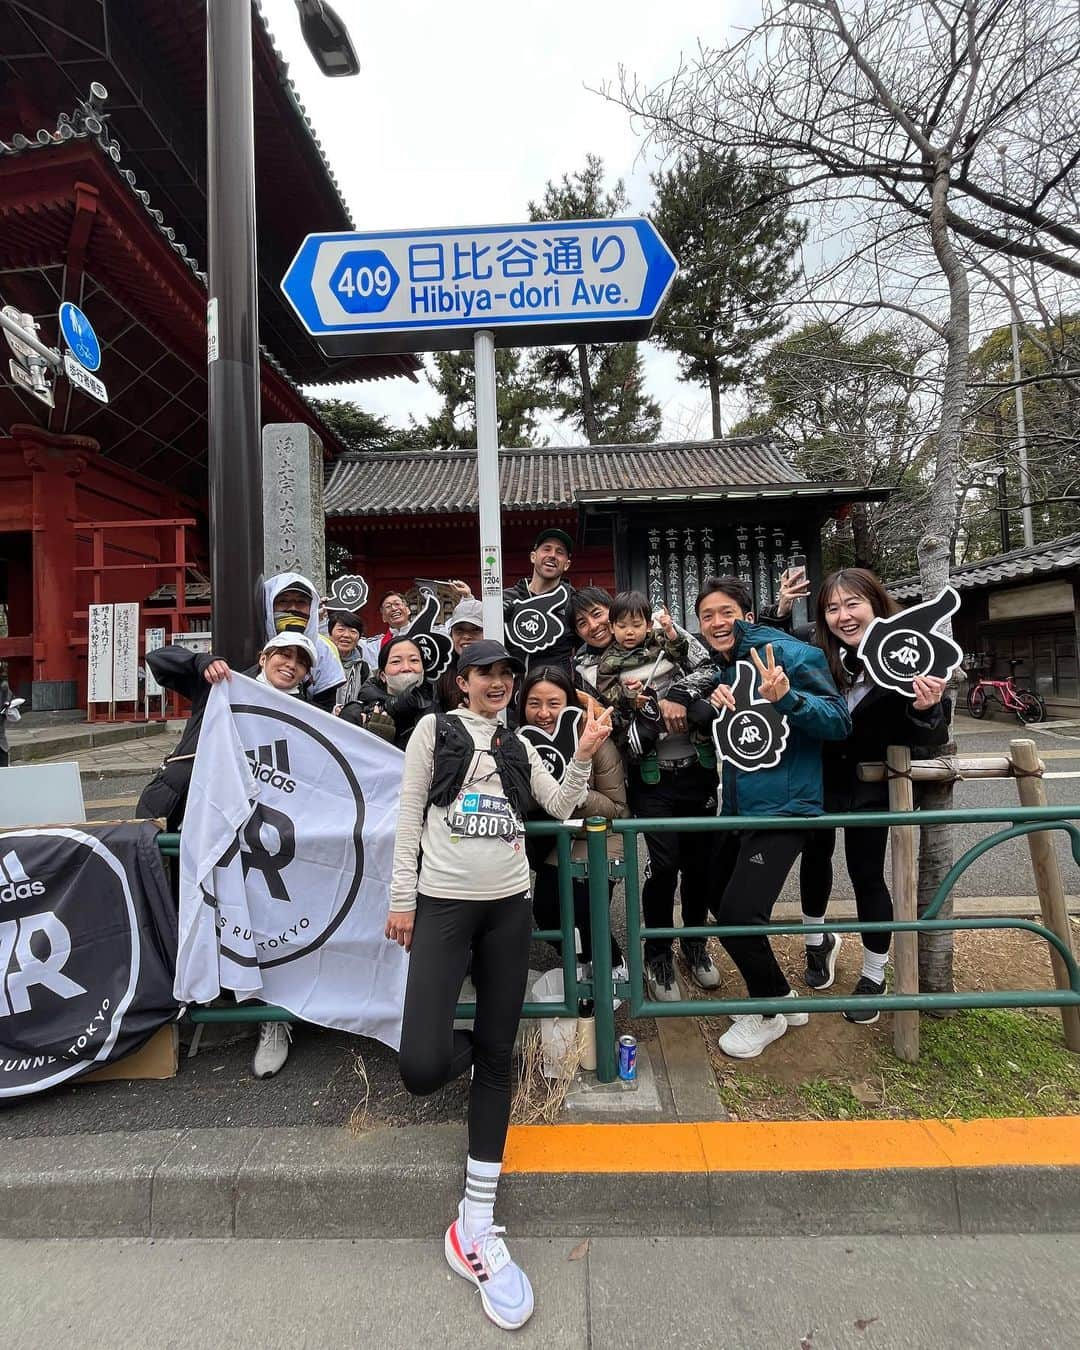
[[245, 740, 296, 794], [749, 852, 765, 865], [0, 848, 46, 902]]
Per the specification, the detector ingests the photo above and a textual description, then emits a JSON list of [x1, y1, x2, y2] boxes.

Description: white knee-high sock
[[461, 1155, 501, 1237], [861, 948, 889, 983], [802, 910, 825, 947]]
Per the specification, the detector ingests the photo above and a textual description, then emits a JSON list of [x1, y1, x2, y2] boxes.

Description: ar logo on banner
[[518, 706, 582, 780], [0, 830, 138, 1097], [405, 591, 453, 678], [856, 585, 963, 698], [506, 584, 568, 655], [327, 574, 369, 611], [222, 706, 365, 969], [711, 660, 790, 773]]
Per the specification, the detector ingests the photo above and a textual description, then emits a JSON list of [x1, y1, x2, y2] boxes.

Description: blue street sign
[[58, 302, 102, 372], [280, 218, 678, 356]]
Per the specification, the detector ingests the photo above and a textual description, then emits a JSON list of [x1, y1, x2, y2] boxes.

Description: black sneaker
[[843, 975, 886, 1024], [804, 932, 841, 989]]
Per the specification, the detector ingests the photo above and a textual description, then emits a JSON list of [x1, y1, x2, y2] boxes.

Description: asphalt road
[[2, 1233, 1078, 1349]]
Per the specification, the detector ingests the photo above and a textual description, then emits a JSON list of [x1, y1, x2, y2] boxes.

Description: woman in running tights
[[799, 568, 948, 1022], [385, 639, 612, 1331]]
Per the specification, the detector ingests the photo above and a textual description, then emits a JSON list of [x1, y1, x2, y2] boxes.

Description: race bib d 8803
[[447, 791, 521, 841]]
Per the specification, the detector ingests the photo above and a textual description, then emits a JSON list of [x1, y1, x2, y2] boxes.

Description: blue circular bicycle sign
[[58, 302, 102, 372]]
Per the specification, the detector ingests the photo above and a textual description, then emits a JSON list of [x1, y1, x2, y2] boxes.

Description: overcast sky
[[260, 0, 762, 442]]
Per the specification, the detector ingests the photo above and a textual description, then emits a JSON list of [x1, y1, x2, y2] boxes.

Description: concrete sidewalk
[[1, 1119, 1078, 1241], [4, 1233, 1080, 1350]]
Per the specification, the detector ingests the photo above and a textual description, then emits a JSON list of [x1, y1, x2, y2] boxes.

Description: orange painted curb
[[503, 1117, 1080, 1174]]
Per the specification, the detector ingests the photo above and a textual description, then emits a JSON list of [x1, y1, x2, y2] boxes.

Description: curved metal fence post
[[1011, 738, 1080, 1052], [586, 816, 617, 1082], [887, 745, 919, 1062]]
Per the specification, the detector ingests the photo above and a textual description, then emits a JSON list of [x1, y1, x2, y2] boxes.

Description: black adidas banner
[[0, 821, 180, 1098]]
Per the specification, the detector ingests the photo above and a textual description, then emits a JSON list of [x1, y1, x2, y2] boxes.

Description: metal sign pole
[[206, 0, 264, 668], [474, 329, 504, 642]]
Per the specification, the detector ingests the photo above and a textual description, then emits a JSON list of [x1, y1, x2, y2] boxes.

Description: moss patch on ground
[[711, 1010, 1080, 1121]]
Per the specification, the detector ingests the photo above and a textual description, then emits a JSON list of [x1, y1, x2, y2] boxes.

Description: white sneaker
[[445, 1215, 535, 1330], [719, 1014, 788, 1059], [253, 1020, 292, 1078], [784, 990, 809, 1027], [611, 960, 630, 985]]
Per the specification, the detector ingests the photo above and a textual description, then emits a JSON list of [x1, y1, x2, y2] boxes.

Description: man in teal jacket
[[666, 576, 850, 1059]]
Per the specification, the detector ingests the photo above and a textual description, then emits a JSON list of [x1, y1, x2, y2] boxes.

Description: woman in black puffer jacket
[[338, 635, 433, 750]]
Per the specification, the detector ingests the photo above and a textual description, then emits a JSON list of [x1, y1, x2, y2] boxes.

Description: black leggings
[[713, 828, 806, 999], [398, 892, 532, 1163], [531, 865, 623, 966], [799, 825, 892, 955]]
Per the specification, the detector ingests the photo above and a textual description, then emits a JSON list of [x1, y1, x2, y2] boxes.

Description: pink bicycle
[[966, 658, 1046, 724]]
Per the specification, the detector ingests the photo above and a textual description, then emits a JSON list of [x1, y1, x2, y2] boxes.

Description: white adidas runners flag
[[176, 674, 408, 1049]]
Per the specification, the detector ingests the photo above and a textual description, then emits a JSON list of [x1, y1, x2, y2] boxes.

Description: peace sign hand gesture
[[574, 702, 614, 762], [750, 643, 790, 704]]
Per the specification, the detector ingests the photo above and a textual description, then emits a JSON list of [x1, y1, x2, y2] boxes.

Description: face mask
[[275, 610, 308, 634], [385, 671, 423, 695]]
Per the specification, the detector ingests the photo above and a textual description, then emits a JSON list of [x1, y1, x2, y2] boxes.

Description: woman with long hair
[[799, 568, 949, 1021], [386, 640, 612, 1331], [518, 663, 628, 981]]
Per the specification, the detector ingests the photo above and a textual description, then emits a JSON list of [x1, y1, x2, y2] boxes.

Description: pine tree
[[650, 147, 806, 438], [309, 397, 422, 452], [527, 155, 661, 444], [419, 349, 549, 449]]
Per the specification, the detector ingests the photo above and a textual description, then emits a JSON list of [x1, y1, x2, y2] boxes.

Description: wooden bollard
[[859, 755, 1014, 782], [887, 745, 920, 1062], [1010, 738, 1080, 1053]]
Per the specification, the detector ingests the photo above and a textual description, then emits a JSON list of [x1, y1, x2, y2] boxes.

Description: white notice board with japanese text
[[87, 604, 114, 704]]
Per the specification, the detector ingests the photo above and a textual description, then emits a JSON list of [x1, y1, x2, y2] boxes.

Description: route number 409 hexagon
[[328, 250, 400, 315]]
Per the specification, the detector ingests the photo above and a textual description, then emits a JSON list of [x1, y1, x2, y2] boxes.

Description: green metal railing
[[592, 804, 1080, 1081], [159, 802, 1080, 1084]]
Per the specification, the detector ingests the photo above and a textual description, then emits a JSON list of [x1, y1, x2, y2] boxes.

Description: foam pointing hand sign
[[517, 706, 582, 780], [404, 591, 453, 678], [505, 584, 569, 657], [856, 586, 963, 699], [711, 657, 791, 773]]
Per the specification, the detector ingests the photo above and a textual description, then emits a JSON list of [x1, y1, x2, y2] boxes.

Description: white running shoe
[[445, 1215, 535, 1331], [784, 990, 809, 1027], [252, 1020, 292, 1079], [719, 1013, 788, 1059]]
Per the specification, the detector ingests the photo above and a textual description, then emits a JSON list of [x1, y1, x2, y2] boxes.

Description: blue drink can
[[618, 1035, 637, 1081]]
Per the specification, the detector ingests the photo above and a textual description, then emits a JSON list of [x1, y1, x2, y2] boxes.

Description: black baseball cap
[[457, 639, 526, 675], [532, 526, 574, 554]]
